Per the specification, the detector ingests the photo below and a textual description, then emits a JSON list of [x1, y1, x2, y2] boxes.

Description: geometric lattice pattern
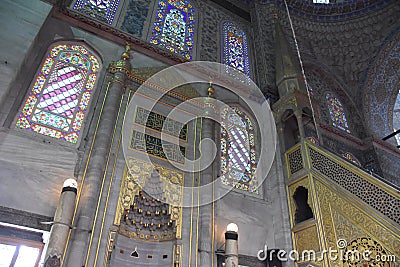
[[130, 130, 186, 164], [150, 0, 195, 60], [288, 147, 304, 175], [220, 106, 258, 193], [223, 22, 250, 77], [72, 0, 120, 25], [308, 146, 400, 224], [16, 42, 100, 144], [134, 107, 188, 141], [326, 93, 350, 133]]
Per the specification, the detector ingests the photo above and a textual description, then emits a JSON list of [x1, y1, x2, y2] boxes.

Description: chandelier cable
[[282, 0, 322, 142]]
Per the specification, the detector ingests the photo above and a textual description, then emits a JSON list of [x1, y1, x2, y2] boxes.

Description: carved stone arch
[[363, 28, 400, 139], [303, 62, 365, 137], [281, 108, 299, 150]]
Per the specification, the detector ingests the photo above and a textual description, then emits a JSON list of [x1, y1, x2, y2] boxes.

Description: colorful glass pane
[[326, 93, 350, 133], [73, 0, 120, 25], [150, 0, 195, 60], [223, 22, 250, 77], [220, 107, 258, 193], [342, 152, 361, 166], [16, 43, 100, 144], [306, 136, 319, 146]]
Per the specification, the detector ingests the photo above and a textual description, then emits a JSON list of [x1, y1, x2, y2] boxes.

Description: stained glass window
[[16, 42, 101, 144], [220, 107, 258, 193], [150, 0, 195, 60], [223, 22, 250, 77], [72, 0, 120, 25], [306, 136, 319, 146], [342, 152, 361, 166], [326, 93, 350, 133]]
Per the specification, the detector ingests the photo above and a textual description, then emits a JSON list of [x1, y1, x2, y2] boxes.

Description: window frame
[[218, 104, 263, 198], [325, 92, 351, 134], [13, 41, 102, 146], [0, 235, 44, 267]]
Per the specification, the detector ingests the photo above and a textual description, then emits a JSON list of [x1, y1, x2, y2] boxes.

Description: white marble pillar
[[44, 179, 77, 267], [199, 85, 216, 267], [225, 223, 239, 267]]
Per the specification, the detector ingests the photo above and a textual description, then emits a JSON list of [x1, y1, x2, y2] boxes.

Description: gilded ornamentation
[[344, 237, 390, 267], [314, 178, 400, 265], [287, 146, 304, 176], [295, 225, 320, 255], [288, 176, 313, 226], [114, 158, 184, 239], [308, 145, 400, 224]]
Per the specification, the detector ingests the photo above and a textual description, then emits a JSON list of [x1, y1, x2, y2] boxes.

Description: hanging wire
[[282, 0, 322, 142]]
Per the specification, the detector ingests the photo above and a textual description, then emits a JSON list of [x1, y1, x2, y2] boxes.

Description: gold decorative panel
[[308, 145, 400, 224], [114, 158, 184, 239], [287, 144, 304, 177], [314, 178, 400, 266], [288, 176, 314, 226], [295, 225, 320, 255]]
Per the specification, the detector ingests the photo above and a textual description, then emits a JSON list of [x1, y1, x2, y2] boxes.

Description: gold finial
[[207, 81, 215, 97], [273, 9, 278, 19], [121, 42, 131, 60]]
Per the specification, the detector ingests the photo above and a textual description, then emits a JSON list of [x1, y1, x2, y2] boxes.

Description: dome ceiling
[[219, 0, 392, 20]]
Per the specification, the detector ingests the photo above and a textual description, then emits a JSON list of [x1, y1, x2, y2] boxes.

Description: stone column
[[224, 223, 239, 267], [65, 45, 131, 267], [199, 84, 216, 267], [294, 109, 305, 141], [44, 179, 77, 267]]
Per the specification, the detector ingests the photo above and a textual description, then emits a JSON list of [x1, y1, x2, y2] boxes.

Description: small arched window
[[342, 152, 361, 166], [326, 93, 350, 133], [150, 0, 195, 60], [72, 0, 121, 25], [220, 106, 258, 193], [16, 42, 101, 144], [222, 22, 250, 77]]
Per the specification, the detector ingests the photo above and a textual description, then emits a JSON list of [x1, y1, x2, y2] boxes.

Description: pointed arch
[[16, 41, 102, 144], [220, 106, 258, 193], [150, 0, 196, 60], [222, 21, 250, 77]]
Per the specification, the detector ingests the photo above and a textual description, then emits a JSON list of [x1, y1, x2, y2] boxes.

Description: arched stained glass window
[[223, 22, 250, 77], [306, 136, 319, 146], [326, 93, 350, 133], [16, 42, 101, 144], [150, 0, 195, 60], [72, 0, 120, 25], [342, 152, 361, 166], [220, 107, 258, 193]]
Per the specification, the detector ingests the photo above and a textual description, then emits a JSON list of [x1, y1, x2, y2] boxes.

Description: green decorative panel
[[134, 107, 188, 141], [130, 130, 186, 164]]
